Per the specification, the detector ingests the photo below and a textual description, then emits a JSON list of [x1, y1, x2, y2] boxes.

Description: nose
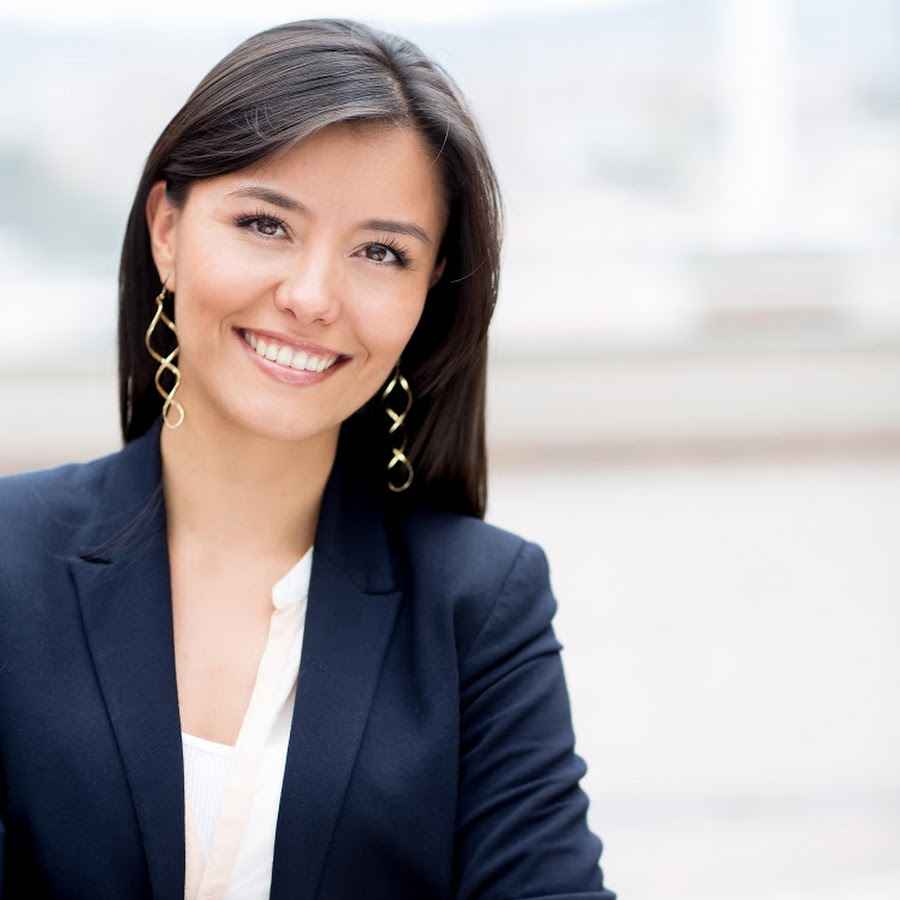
[[272, 250, 342, 326]]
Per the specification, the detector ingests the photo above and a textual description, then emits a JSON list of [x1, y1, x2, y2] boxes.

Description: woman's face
[[145, 121, 448, 445]]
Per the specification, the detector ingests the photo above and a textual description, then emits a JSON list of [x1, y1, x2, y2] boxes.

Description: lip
[[234, 327, 350, 386], [234, 326, 349, 360]]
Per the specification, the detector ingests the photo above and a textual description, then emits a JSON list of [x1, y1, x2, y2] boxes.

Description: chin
[[244, 411, 340, 445], [199, 392, 332, 445]]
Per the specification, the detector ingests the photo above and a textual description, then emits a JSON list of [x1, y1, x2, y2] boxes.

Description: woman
[[0, 17, 616, 900]]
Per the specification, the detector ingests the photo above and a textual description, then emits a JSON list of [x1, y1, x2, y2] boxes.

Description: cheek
[[175, 231, 259, 332], [351, 284, 427, 353]]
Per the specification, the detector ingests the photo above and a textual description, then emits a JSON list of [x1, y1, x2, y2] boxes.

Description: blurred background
[[2, 0, 898, 897]]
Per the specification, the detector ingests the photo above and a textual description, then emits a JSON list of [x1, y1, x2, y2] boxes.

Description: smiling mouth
[[238, 327, 344, 372], [235, 327, 351, 386]]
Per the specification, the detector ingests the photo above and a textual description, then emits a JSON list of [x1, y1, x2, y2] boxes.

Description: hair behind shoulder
[[118, 17, 504, 519]]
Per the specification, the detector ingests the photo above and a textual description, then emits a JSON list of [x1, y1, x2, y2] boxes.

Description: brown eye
[[233, 211, 289, 240], [255, 217, 283, 237], [366, 245, 393, 263], [361, 239, 410, 268]]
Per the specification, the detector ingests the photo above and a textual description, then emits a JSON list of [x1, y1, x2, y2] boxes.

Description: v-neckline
[[69, 417, 403, 900], [183, 547, 313, 900]]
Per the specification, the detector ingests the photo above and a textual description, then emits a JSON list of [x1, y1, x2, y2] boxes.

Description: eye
[[361, 237, 410, 269], [233, 209, 289, 240]]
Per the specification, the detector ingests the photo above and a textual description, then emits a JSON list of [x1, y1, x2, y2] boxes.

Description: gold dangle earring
[[145, 275, 185, 429], [382, 364, 414, 492]]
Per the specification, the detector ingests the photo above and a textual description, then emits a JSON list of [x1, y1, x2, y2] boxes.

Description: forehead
[[202, 122, 447, 229]]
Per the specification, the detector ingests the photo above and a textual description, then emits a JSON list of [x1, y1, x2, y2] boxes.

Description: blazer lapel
[[66, 418, 402, 900], [269, 436, 402, 900], [67, 419, 184, 900]]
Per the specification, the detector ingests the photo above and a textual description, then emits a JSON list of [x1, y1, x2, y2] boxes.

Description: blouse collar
[[271, 544, 314, 612]]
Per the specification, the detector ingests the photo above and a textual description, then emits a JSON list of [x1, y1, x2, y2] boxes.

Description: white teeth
[[242, 329, 338, 373]]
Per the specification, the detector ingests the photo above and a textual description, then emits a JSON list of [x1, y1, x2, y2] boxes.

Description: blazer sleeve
[[455, 539, 616, 900]]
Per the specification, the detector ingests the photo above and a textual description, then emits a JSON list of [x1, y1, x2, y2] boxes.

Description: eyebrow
[[225, 185, 433, 246]]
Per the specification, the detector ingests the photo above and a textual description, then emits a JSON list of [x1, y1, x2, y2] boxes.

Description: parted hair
[[117, 17, 504, 518]]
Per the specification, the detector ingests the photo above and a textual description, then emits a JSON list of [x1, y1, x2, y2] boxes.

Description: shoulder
[[393, 504, 539, 591], [0, 448, 117, 563], [389, 504, 554, 662]]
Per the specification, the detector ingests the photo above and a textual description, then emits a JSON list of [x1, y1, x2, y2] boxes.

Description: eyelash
[[232, 208, 411, 269]]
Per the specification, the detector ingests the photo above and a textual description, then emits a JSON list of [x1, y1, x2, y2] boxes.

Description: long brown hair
[[118, 18, 503, 518]]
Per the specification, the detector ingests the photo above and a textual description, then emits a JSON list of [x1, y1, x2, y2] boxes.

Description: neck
[[159, 400, 339, 564]]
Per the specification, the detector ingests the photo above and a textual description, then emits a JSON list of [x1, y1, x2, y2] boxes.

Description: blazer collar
[[71, 416, 397, 593], [67, 418, 402, 900]]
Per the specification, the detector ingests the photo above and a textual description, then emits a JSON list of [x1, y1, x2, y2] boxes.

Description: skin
[[144, 121, 448, 744]]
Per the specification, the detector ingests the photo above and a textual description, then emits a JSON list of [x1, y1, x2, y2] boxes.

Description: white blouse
[[181, 544, 313, 900]]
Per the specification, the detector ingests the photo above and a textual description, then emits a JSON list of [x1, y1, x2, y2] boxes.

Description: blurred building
[[1, 0, 899, 467]]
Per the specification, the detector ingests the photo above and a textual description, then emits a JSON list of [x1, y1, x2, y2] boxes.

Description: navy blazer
[[0, 417, 615, 899]]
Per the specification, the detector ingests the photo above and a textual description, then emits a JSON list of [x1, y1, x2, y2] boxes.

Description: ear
[[145, 180, 180, 291], [429, 256, 447, 289]]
